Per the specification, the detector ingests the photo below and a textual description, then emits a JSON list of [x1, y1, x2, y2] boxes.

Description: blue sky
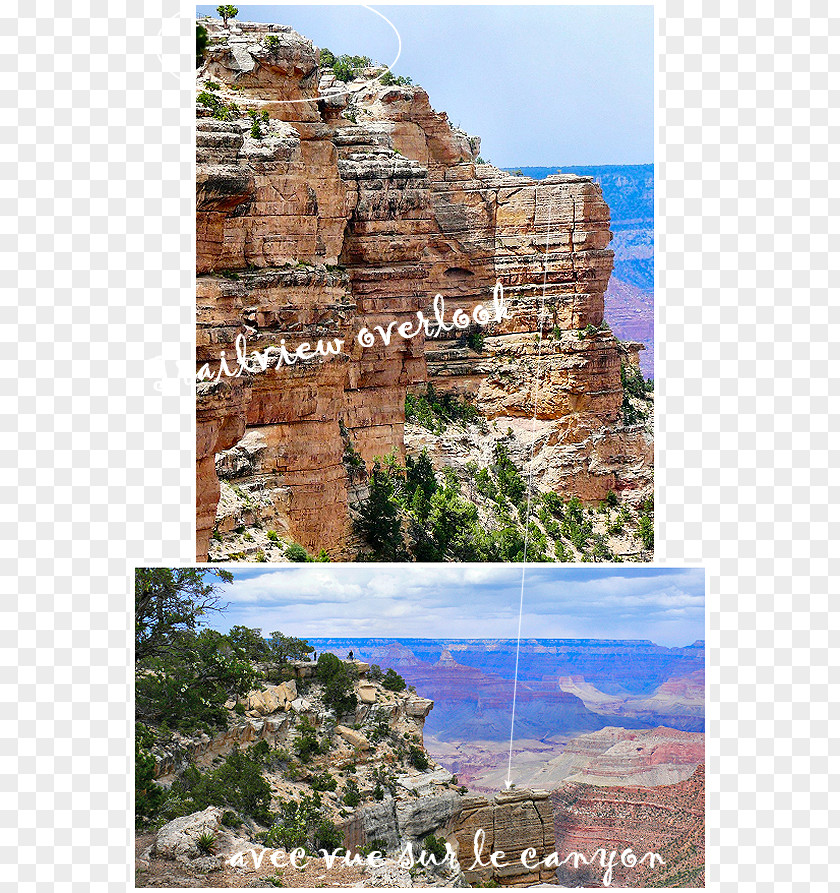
[[203, 566, 705, 647], [196, 4, 654, 166]]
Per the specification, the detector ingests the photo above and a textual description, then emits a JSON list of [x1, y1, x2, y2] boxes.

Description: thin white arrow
[[506, 192, 553, 789]]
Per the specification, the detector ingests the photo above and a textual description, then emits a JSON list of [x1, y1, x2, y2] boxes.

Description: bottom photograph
[[134, 565, 706, 888]]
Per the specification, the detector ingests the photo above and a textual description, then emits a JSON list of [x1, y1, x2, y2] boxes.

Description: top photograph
[[195, 4, 654, 563]]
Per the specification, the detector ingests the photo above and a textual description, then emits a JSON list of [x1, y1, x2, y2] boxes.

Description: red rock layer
[[551, 764, 705, 887]]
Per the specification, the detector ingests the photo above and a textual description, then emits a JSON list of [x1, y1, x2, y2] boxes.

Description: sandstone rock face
[[551, 764, 705, 887], [244, 680, 298, 716], [195, 21, 652, 559], [153, 716, 293, 779], [453, 789, 557, 886]]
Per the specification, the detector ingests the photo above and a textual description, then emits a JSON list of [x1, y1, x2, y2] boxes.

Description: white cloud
[[211, 566, 705, 646]]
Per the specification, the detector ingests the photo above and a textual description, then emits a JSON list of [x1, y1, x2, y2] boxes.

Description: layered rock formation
[[551, 726, 705, 787], [551, 764, 705, 887], [557, 669, 706, 732], [151, 660, 433, 781], [195, 20, 652, 560], [310, 638, 706, 707], [453, 789, 558, 886]]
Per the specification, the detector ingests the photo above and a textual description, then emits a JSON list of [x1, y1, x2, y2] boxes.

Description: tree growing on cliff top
[[217, 5, 238, 27], [316, 653, 358, 717], [269, 631, 314, 664], [382, 668, 406, 692]]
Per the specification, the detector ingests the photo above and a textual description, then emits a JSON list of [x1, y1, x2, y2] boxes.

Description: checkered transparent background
[[1, 0, 837, 890]]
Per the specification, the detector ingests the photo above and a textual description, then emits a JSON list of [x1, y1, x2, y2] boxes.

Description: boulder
[[153, 806, 223, 864], [396, 768, 454, 795], [358, 683, 378, 704], [244, 680, 298, 715], [336, 725, 369, 750]]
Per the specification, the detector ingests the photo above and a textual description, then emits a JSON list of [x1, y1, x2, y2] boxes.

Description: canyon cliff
[[552, 764, 705, 887], [195, 20, 653, 561], [138, 658, 560, 888]]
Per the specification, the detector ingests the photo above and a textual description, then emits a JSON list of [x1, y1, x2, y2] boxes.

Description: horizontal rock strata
[[551, 764, 705, 887], [195, 20, 652, 559]]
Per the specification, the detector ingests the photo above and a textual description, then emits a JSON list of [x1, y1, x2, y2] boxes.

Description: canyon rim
[[135, 566, 704, 888], [194, 8, 655, 563]]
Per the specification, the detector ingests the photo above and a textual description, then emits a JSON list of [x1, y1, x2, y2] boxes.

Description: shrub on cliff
[[422, 834, 448, 861], [382, 668, 406, 692], [405, 449, 437, 504], [315, 819, 344, 852], [379, 70, 414, 86], [172, 748, 272, 824], [316, 653, 358, 716], [409, 745, 430, 771], [319, 49, 373, 82], [264, 796, 345, 854], [638, 512, 654, 550], [248, 109, 270, 139], [196, 24, 208, 67], [285, 542, 311, 562], [196, 90, 240, 121], [620, 363, 652, 424], [405, 384, 479, 433], [310, 771, 338, 792], [491, 442, 526, 506], [135, 724, 165, 827], [343, 778, 361, 807], [294, 717, 320, 762]]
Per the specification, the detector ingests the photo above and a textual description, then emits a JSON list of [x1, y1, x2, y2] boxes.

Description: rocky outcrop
[[355, 790, 463, 851], [551, 764, 705, 887], [243, 679, 297, 715], [153, 716, 293, 780], [195, 20, 652, 560], [152, 663, 432, 780], [453, 789, 557, 886]]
